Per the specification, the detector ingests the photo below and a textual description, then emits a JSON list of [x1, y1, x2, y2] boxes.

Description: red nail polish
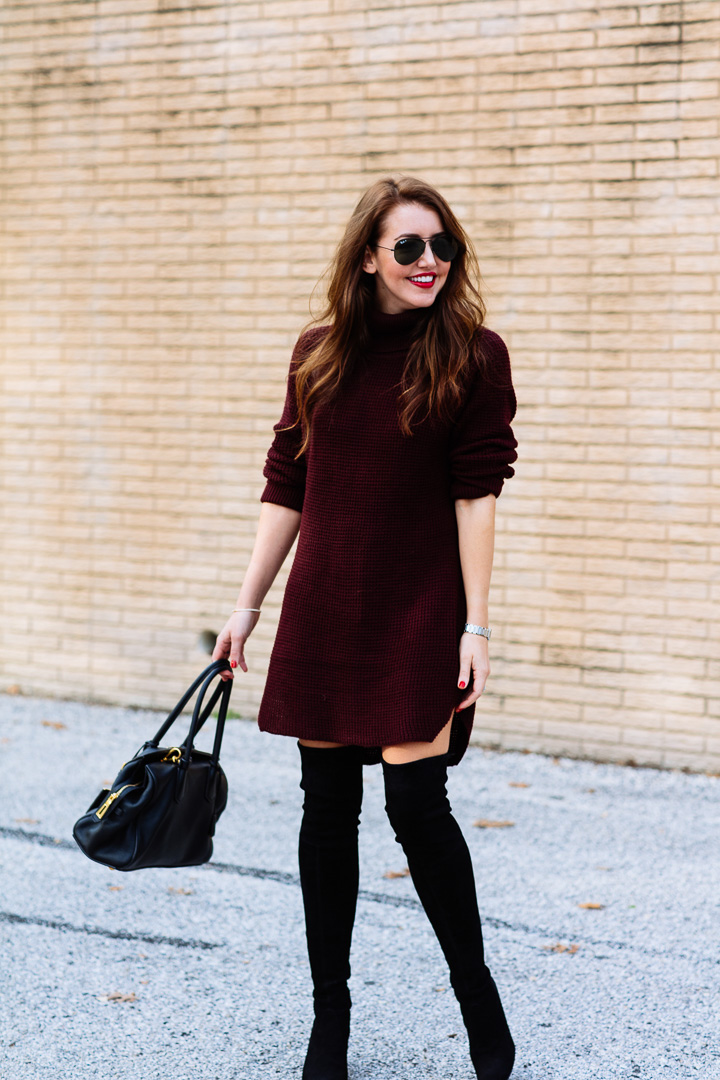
[[459, 681, 466, 688], [230, 660, 237, 668]]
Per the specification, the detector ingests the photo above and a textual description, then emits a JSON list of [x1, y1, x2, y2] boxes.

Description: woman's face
[[362, 202, 452, 315]]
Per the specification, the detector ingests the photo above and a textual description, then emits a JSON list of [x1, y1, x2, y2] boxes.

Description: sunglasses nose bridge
[[416, 239, 436, 266]]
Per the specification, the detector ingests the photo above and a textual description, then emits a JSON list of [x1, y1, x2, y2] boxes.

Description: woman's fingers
[[213, 626, 236, 681], [456, 677, 488, 710], [457, 660, 472, 691], [228, 610, 258, 672], [230, 641, 247, 673], [212, 628, 230, 662], [456, 634, 489, 711], [214, 610, 260, 680]]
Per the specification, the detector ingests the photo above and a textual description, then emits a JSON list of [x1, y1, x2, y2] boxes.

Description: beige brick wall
[[1, 0, 718, 771]]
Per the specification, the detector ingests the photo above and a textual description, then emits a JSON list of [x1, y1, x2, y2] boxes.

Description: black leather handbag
[[73, 659, 233, 871]]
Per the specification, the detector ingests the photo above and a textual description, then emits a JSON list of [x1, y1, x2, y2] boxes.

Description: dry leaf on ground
[[103, 992, 137, 1003], [15, 818, 40, 825], [383, 868, 410, 879], [168, 886, 194, 895], [473, 819, 515, 829], [108, 885, 123, 892], [42, 720, 67, 730], [545, 943, 580, 954], [578, 902, 605, 910], [508, 782, 530, 788]]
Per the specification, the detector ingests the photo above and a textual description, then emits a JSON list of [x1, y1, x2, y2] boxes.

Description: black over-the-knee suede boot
[[298, 744, 364, 1080], [382, 754, 515, 1080]]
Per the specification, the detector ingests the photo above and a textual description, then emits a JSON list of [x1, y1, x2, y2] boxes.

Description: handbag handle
[[180, 679, 224, 746], [182, 663, 233, 769], [148, 659, 232, 767]]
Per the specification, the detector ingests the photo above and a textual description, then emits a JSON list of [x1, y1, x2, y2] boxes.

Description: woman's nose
[[417, 240, 437, 268]]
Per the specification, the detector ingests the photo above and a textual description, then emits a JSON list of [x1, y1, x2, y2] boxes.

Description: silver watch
[[464, 623, 491, 640]]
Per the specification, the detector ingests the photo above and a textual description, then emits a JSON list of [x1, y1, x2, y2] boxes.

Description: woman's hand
[[212, 610, 261, 681], [455, 632, 490, 711]]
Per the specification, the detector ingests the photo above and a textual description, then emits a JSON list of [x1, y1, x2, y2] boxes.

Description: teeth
[[410, 275, 434, 283]]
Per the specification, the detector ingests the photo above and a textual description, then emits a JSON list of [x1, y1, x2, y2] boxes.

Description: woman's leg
[[297, 741, 364, 1080], [382, 720, 515, 1080]]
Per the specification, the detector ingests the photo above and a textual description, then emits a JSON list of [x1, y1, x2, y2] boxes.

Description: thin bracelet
[[232, 607, 261, 613]]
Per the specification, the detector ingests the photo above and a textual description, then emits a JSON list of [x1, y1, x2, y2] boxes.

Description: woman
[[213, 175, 518, 1080]]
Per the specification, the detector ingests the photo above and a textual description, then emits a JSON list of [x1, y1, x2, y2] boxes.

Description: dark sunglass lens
[[393, 238, 425, 265], [432, 235, 459, 262]]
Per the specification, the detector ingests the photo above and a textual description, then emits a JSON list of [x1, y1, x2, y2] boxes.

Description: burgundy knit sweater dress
[[256, 306, 518, 765]]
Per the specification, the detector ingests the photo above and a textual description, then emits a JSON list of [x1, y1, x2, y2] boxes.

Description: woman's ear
[[362, 245, 377, 275]]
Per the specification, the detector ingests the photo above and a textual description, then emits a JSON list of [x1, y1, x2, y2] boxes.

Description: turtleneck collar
[[367, 304, 429, 341]]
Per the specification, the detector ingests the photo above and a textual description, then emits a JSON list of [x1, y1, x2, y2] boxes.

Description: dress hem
[[257, 705, 475, 767]]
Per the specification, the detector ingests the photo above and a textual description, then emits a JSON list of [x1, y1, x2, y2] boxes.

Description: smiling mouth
[[408, 274, 436, 288]]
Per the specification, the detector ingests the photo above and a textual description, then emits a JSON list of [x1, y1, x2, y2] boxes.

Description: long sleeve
[[448, 328, 518, 500], [260, 328, 325, 513]]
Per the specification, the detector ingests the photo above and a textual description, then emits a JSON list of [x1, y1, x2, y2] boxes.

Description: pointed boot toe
[[302, 1007, 350, 1080]]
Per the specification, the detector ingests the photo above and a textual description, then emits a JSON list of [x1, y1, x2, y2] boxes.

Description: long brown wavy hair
[[288, 175, 487, 458]]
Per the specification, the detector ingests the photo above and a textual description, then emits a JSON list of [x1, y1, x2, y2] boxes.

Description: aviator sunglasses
[[375, 233, 460, 266]]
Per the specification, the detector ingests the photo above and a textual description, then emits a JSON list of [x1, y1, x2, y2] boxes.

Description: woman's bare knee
[[298, 739, 346, 749], [382, 714, 453, 765]]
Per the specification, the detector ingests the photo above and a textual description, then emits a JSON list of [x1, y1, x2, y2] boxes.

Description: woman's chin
[[380, 290, 439, 314], [404, 289, 439, 309]]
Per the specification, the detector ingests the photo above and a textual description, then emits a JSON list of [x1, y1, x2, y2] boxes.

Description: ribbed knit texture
[[257, 307, 518, 756]]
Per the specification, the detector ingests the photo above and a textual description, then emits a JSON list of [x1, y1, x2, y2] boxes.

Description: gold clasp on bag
[[95, 783, 140, 820], [161, 747, 182, 764]]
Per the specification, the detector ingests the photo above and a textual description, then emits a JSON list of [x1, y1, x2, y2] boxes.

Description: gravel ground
[[1, 692, 719, 1080]]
